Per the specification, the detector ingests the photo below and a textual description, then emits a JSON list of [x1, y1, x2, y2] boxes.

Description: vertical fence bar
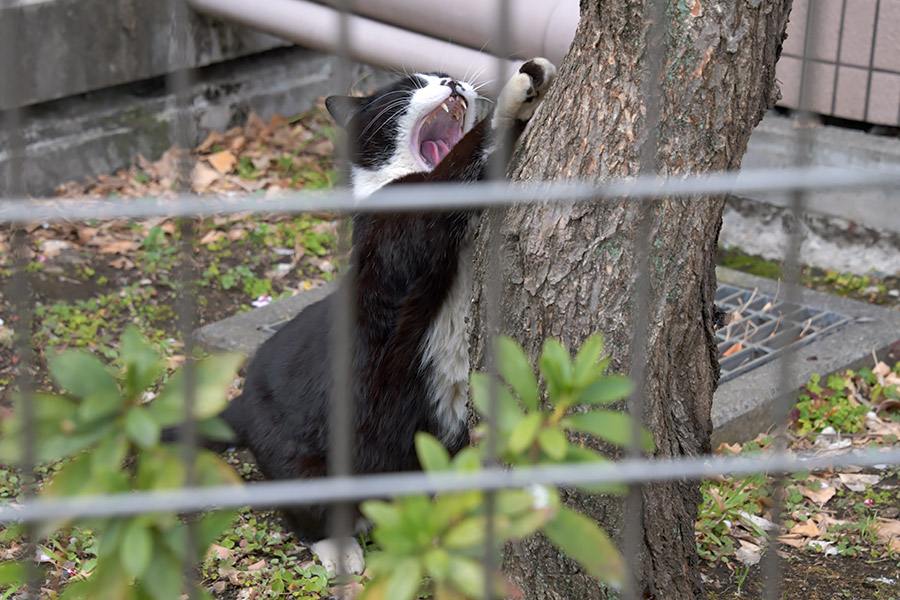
[[483, 2, 512, 597], [762, 1, 819, 598], [329, 0, 356, 581], [168, 0, 200, 595], [0, 3, 40, 594], [623, 0, 665, 597]]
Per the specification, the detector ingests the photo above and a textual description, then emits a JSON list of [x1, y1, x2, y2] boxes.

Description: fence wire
[[2, 0, 899, 598]]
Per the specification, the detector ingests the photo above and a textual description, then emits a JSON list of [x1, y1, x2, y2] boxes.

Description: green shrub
[[0, 326, 243, 600], [359, 334, 653, 600]]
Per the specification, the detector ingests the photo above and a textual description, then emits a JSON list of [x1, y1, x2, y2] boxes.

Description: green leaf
[[149, 353, 243, 426], [44, 454, 92, 498], [537, 426, 568, 461], [194, 450, 242, 487], [361, 500, 403, 528], [125, 407, 160, 449], [572, 333, 606, 388], [120, 519, 153, 578], [120, 326, 165, 399], [195, 416, 236, 442], [0, 561, 25, 586], [451, 447, 482, 472], [443, 516, 486, 549], [561, 411, 654, 451], [577, 375, 634, 406], [384, 557, 422, 600], [196, 510, 238, 552], [77, 391, 123, 426], [538, 339, 572, 401], [542, 506, 625, 585], [507, 412, 543, 456], [470, 372, 524, 432], [415, 432, 450, 472], [562, 446, 627, 494], [446, 556, 485, 598], [495, 336, 539, 410], [423, 548, 450, 581], [92, 432, 129, 473], [143, 544, 183, 600], [49, 351, 119, 402]]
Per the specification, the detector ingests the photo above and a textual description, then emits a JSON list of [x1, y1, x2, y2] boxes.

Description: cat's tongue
[[422, 140, 451, 167]]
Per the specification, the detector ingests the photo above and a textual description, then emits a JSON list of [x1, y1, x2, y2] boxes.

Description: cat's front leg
[[491, 58, 557, 130], [310, 537, 366, 575]]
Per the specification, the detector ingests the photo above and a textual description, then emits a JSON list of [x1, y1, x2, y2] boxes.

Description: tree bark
[[470, 1, 793, 598]]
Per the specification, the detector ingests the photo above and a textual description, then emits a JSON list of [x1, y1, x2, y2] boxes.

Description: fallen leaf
[[789, 520, 820, 537], [776, 534, 805, 548], [199, 230, 227, 245], [873, 361, 891, 377], [98, 240, 139, 255], [875, 518, 900, 546], [800, 484, 836, 506], [838, 473, 880, 491], [207, 150, 237, 175], [207, 544, 233, 561], [246, 559, 267, 573], [108, 256, 135, 270], [722, 342, 743, 357], [191, 163, 221, 191], [330, 581, 364, 600], [734, 539, 761, 565], [196, 130, 225, 154]]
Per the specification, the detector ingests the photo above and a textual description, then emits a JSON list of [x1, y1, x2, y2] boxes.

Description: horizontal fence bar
[[1, 166, 900, 224], [2, 445, 898, 524]]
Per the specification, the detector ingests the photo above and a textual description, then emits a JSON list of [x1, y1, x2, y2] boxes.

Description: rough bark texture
[[469, 1, 793, 598]]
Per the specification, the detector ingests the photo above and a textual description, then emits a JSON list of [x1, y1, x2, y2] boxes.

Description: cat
[[211, 58, 555, 574]]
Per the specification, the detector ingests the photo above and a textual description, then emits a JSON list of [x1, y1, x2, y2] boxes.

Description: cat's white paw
[[310, 537, 366, 575], [493, 57, 557, 128]]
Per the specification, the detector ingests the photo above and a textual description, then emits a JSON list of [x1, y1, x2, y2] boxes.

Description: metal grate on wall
[[715, 283, 852, 383]]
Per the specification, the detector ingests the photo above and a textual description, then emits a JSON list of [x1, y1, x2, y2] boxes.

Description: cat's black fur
[[173, 60, 555, 559]]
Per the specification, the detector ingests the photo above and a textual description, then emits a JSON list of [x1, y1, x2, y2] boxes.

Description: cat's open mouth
[[411, 95, 468, 169]]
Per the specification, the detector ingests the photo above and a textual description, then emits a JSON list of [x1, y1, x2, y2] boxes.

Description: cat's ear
[[325, 95, 366, 128]]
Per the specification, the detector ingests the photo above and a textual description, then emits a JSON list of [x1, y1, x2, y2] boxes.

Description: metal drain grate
[[715, 284, 852, 383], [258, 283, 854, 384]]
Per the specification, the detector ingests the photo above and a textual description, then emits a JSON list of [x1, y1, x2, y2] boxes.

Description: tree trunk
[[469, 1, 793, 598]]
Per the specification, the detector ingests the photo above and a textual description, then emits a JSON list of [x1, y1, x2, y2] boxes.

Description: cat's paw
[[493, 58, 557, 128], [310, 537, 366, 575]]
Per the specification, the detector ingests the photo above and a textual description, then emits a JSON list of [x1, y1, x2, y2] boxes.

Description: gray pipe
[[186, 0, 577, 92]]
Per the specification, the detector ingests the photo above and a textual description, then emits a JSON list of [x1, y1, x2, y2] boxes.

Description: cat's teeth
[[440, 102, 449, 113], [460, 98, 467, 110]]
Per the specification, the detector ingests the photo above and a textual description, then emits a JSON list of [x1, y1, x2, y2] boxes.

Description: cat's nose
[[441, 78, 463, 96]]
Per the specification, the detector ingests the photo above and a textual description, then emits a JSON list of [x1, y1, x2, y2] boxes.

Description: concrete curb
[[711, 267, 900, 445]]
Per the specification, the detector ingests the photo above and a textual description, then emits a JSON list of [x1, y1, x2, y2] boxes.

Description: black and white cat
[[215, 58, 555, 574]]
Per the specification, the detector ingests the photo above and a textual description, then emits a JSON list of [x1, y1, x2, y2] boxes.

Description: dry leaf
[[207, 544, 233, 561], [837, 473, 880, 491], [875, 518, 900, 546], [98, 240, 139, 255], [330, 581, 365, 600], [776, 534, 805, 548], [192, 163, 221, 191], [207, 150, 237, 175], [789, 520, 820, 537], [196, 130, 225, 154], [873, 361, 891, 377], [199, 230, 226, 245], [800, 484, 836, 506], [722, 342, 743, 357]]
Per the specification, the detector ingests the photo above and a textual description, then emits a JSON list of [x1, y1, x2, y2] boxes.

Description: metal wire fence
[[2, 0, 899, 598]]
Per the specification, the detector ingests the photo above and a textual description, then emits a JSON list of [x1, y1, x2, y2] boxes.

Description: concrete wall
[[779, 0, 900, 126], [1, 0, 290, 109]]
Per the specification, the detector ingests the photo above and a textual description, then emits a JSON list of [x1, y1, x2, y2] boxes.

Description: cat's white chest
[[420, 234, 474, 443]]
